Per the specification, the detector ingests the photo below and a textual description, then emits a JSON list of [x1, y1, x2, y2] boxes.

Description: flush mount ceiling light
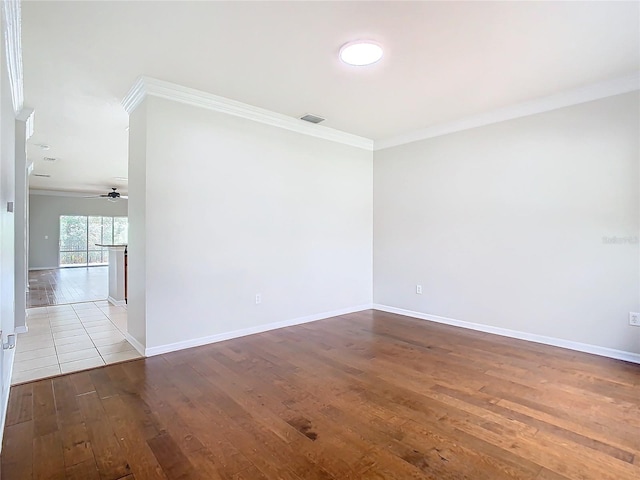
[[339, 40, 383, 66]]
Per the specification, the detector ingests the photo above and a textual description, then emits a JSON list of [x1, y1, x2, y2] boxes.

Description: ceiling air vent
[[43, 157, 57, 162], [33, 174, 51, 178], [300, 113, 325, 124]]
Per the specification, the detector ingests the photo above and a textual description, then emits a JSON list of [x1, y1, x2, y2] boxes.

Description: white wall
[[129, 96, 373, 351], [374, 92, 640, 354], [0, 6, 17, 446], [28, 193, 128, 269], [127, 102, 147, 347]]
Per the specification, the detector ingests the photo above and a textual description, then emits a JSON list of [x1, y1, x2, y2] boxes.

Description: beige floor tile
[[18, 330, 53, 341], [81, 319, 112, 328], [51, 324, 85, 333], [100, 306, 127, 316], [54, 334, 92, 346], [17, 333, 54, 346], [90, 328, 124, 339], [26, 326, 52, 336], [77, 313, 107, 322], [72, 303, 100, 311], [110, 317, 127, 332], [47, 312, 75, 318], [15, 346, 57, 362], [91, 334, 126, 347], [97, 341, 135, 356], [77, 314, 106, 320], [16, 338, 55, 352], [55, 339, 96, 354], [12, 364, 61, 385], [49, 312, 79, 318], [108, 313, 128, 323], [60, 356, 105, 374], [13, 354, 59, 373], [53, 329, 88, 340], [75, 305, 104, 312], [26, 317, 51, 325], [28, 309, 49, 314], [102, 350, 142, 364], [57, 347, 101, 364], [26, 319, 50, 325], [50, 319, 83, 327], [85, 324, 120, 334]]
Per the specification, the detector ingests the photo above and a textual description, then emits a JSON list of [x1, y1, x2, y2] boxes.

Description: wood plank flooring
[[27, 267, 108, 308], [2, 309, 639, 479]]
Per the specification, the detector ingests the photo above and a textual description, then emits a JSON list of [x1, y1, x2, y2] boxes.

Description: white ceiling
[[22, 1, 640, 194]]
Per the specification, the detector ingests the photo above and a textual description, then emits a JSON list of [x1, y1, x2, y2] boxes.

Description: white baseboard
[[28, 266, 58, 271], [0, 348, 16, 453], [107, 296, 126, 307], [145, 304, 374, 357], [373, 304, 640, 365], [15, 326, 27, 334], [124, 332, 146, 357]]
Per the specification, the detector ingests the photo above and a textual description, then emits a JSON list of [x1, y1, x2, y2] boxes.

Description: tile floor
[[27, 266, 108, 307], [12, 300, 142, 385]]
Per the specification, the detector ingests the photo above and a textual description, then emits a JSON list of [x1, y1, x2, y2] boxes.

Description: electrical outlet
[[255, 294, 261, 305], [416, 285, 422, 294], [630, 312, 640, 326]]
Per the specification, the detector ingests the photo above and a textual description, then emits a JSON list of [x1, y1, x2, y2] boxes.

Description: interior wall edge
[[0, 348, 15, 453], [124, 331, 145, 357]]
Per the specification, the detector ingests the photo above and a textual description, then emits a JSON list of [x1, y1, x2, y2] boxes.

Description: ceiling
[[22, 1, 640, 194]]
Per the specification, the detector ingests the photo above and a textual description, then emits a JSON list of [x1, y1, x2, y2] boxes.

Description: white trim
[[375, 73, 640, 150], [145, 304, 373, 357], [124, 332, 146, 357], [16, 104, 33, 136], [16, 107, 34, 140], [29, 189, 124, 197], [1, 0, 24, 113], [107, 296, 126, 307], [122, 76, 374, 151], [28, 266, 58, 271], [14, 325, 27, 334], [0, 348, 15, 453], [373, 304, 640, 364]]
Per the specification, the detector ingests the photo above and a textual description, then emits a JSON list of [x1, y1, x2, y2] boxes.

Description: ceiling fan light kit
[[85, 187, 128, 200]]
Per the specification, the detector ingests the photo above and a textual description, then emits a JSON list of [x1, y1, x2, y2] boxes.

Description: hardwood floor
[[2, 310, 639, 479], [27, 267, 108, 307]]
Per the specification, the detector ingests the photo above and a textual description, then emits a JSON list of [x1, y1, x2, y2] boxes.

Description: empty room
[[0, 1, 638, 479]]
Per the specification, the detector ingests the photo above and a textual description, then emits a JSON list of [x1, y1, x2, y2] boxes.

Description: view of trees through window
[[59, 215, 128, 267]]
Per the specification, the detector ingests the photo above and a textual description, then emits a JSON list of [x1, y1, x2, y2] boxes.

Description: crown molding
[[29, 189, 88, 197], [17, 107, 34, 139], [375, 72, 640, 151], [123, 76, 374, 151], [2, 0, 23, 114]]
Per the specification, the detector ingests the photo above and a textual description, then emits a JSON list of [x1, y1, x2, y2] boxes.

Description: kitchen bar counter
[[96, 244, 127, 305]]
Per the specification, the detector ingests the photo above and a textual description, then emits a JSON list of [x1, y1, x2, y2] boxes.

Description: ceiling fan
[[86, 187, 128, 201]]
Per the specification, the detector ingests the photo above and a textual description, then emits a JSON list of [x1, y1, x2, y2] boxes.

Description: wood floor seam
[[2, 309, 639, 479]]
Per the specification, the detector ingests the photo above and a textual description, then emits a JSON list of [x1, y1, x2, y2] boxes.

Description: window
[[59, 215, 128, 267]]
